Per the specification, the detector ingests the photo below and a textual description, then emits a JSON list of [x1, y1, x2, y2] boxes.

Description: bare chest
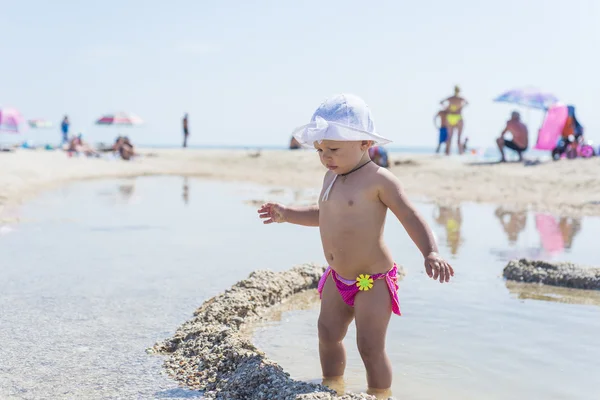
[[318, 175, 382, 219]]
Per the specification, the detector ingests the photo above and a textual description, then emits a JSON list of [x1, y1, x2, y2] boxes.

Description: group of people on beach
[[63, 132, 137, 161], [434, 86, 530, 162], [59, 114, 138, 161], [434, 85, 469, 155]]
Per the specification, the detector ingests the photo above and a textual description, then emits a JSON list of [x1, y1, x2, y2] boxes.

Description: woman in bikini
[[440, 85, 469, 155]]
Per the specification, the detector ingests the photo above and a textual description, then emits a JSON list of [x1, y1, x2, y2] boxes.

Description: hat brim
[[291, 121, 392, 148]]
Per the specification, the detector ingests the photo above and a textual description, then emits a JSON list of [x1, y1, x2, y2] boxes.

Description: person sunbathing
[[68, 134, 100, 157]]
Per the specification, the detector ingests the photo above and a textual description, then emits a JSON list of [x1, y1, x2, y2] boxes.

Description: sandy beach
[[2, 148, 600, 221]]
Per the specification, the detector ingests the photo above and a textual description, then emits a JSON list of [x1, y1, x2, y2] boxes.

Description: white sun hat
[[291, 93, 392, 148]]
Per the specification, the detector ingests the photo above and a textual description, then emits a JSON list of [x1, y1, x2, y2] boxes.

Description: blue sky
[[1, 0, 599, 149]]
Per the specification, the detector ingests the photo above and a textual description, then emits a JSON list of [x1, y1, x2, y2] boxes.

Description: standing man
[[61, 115, 70, 145], [182, 113, 189, 148]]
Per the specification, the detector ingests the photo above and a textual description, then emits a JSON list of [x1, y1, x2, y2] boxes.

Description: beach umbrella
[[28, 119, 54, 129], [0, 107, 25, 133], [493, 87, 558, 111], [95, 112, 144, 126]]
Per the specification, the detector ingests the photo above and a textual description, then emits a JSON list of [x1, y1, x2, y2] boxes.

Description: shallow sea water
[[1, 176, 599, 399], [250, 192, 600, 400], [0, 177, 320, 399]]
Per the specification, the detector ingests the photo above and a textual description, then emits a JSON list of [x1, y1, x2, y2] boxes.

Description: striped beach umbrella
[[95, 112, 144, 126], [493, 87, 558, 111], [0, 107, 25, 133]]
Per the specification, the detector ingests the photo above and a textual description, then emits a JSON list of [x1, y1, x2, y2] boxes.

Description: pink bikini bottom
[[317, 264, 401, 316]]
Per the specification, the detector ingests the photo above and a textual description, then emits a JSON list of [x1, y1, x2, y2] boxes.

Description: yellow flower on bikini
[[356, 274, 374, 291]]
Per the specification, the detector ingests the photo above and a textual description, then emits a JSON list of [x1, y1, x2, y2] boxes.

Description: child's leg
[[318, 274, 354, 378], [354, 279, 393, 391], [445, 127, 454, 155]]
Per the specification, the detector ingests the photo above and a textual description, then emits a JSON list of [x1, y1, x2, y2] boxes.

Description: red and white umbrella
[[95, 112, 144, 126]]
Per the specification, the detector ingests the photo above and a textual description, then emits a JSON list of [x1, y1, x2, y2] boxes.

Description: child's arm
[[258, 203, 319, 226], [377, 170, 454, 283]]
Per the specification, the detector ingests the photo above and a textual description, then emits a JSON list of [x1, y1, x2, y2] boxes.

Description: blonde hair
[[454, 85, 460, 95]]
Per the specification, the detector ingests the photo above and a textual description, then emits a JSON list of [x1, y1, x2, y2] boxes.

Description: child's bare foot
[[367, 387, 393, 399], [321, 376, 345, 395]]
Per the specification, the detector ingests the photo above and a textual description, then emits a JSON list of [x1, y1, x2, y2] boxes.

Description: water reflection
[[494, 207, 527, 244], [488, 207, 583, 261], [0, 203, 20, 227], [99, 180, 137, 205], [535, 213, 582, 255], [432, 204, 585, 260], [559, 216, 581, 249], [506, 281, 600, 307], [433, 205, 463, 255], [118, 182, 135, 200], [182, 177, 189, 205]]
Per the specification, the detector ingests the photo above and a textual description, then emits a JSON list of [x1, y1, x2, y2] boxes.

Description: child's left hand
[[424, 252, 454, 283]]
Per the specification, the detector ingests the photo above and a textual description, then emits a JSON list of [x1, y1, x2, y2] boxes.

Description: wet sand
[[2, 148, 600, 223]]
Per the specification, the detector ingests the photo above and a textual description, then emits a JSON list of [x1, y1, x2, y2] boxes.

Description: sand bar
[[504, 259, 600, 290]]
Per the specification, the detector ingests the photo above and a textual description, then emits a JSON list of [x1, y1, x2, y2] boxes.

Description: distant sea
[[143, 143, 434, 154]]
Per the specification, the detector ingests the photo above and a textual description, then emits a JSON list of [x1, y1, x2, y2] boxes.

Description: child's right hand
[[257, 202, 287, 224], [424, 252, 454, 283]]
